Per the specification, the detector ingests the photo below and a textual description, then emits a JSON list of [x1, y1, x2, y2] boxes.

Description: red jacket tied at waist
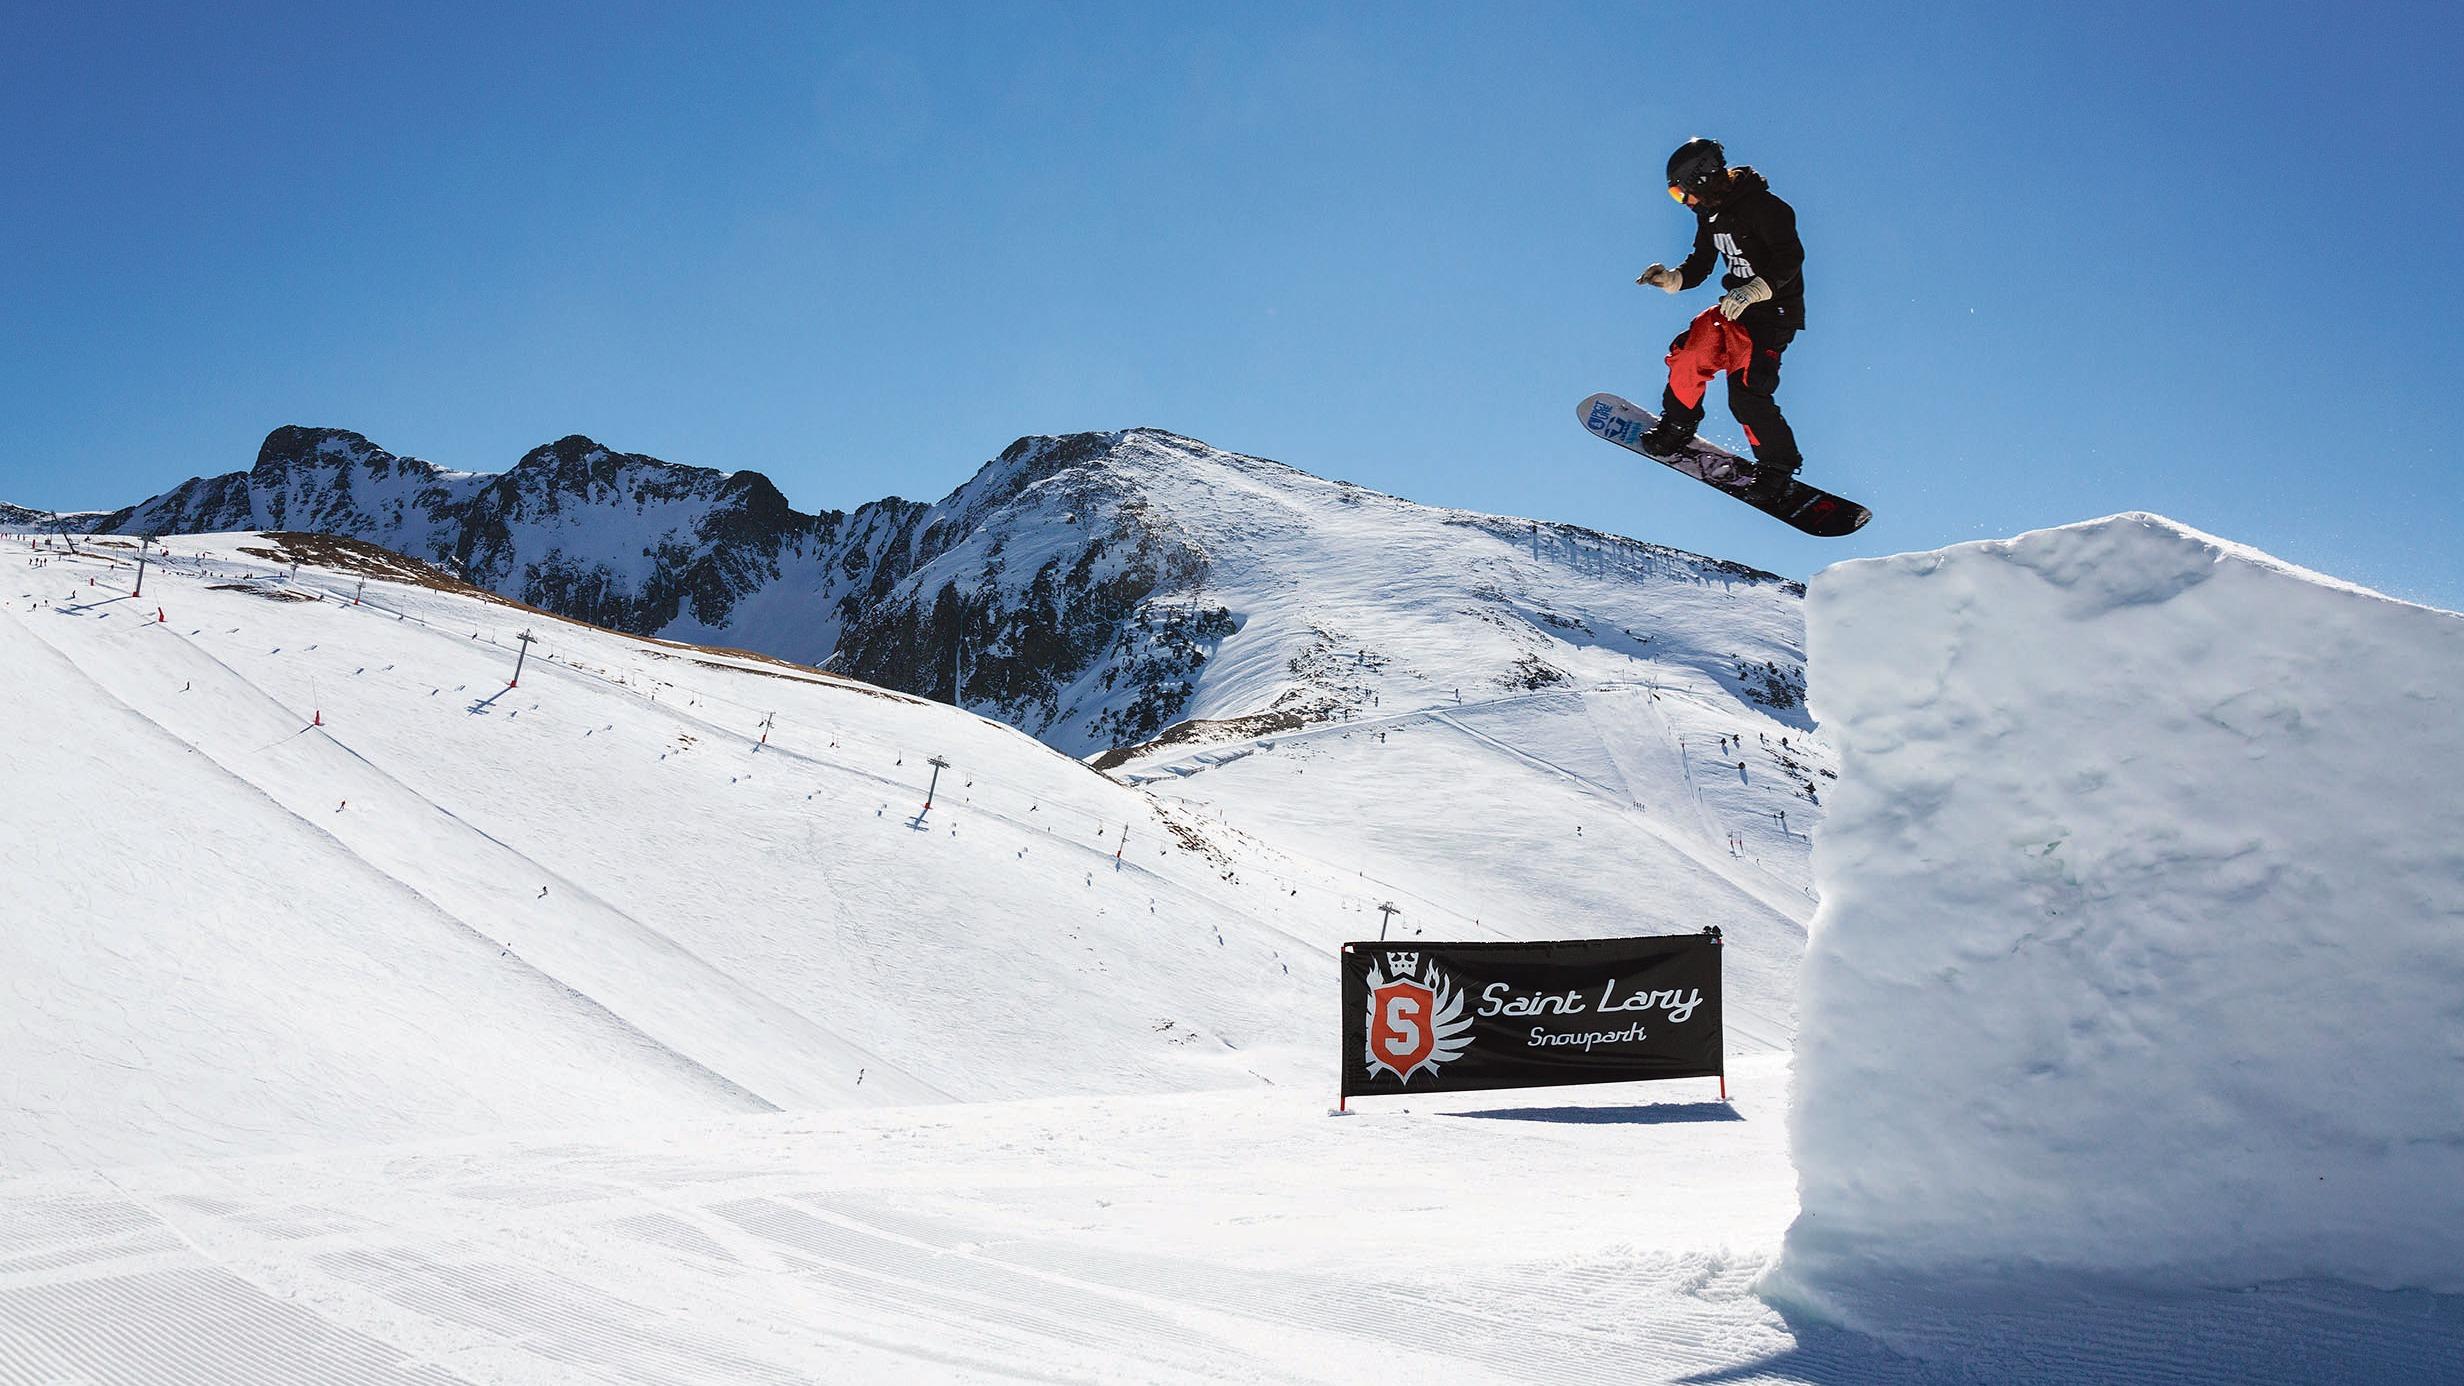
[[1664, 307, 1754, 411]]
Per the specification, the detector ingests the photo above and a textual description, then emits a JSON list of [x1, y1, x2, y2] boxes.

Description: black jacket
[[1676, 167, 1805, 330]]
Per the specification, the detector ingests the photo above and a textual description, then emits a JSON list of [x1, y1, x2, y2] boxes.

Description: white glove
[[1717, 276, 1773, 320], [1637, 263, 1682, 293]]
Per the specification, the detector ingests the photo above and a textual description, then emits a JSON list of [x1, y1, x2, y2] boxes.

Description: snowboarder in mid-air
[[1576, 140, 1864, 533], [1635, 137, 1807, 501]]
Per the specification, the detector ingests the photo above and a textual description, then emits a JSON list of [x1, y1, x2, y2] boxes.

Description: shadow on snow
[[1441, 1100, 1742, 1127]]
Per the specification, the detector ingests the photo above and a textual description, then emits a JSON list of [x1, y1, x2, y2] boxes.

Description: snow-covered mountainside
[[841, 429, 1811, 763], [0, 531, 1255, 1169], [40, 426, 1812, 764], [0, 529, 1815, 1174]]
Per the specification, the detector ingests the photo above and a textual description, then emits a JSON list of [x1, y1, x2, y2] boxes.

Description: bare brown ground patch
[[1152, 803, 1233, 870], [1089, 702, 1334, 773], [208, 582, 320, 602]]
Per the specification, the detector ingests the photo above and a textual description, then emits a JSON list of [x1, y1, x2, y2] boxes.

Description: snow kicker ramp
[[1778, 513, 2464, 1381]]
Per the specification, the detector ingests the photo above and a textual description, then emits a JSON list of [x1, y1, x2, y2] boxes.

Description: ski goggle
[[1667, 183, 1693, 204]]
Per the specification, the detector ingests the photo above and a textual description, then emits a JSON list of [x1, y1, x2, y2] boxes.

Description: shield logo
[[1362, 959, 1476, 1085], [1369, 976, 1438, 1077]]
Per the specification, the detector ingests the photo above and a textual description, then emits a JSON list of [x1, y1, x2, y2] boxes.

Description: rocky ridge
[[32, 425, 1810, 758]]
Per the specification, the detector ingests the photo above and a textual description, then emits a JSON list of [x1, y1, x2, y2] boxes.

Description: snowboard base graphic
[[1579, 393, 1870, 537]]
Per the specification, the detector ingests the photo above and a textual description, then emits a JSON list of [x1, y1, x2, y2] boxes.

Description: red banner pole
[[1712, 927, 1728, 1102], [1336, 944, 1349, 1114]]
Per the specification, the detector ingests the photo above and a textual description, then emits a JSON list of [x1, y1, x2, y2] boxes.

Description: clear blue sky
[[5, 2, 2458, 607]]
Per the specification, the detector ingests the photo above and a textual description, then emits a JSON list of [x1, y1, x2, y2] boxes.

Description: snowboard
[[1578, 392, 1870, 537]]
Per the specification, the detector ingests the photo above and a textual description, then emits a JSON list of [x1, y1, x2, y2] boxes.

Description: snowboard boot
[[1747, 457, 1800, 503], [1637, 416, 1698, 457]]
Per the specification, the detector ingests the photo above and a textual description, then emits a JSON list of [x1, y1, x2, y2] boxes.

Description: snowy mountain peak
[[499, 433, 766, 511], [949, 429, 1222, 532], [255, 423, 433, 476], [0, 501, 107, 530]]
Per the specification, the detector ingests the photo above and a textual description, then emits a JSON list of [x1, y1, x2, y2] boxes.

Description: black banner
[[1339, 934, 1722, 1098]]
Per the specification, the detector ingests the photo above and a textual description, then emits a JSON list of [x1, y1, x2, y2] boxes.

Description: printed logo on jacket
[[1340, 934, 1722, 1098]]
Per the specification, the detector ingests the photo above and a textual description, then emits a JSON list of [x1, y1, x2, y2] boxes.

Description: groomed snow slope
[[2, 531, 1809, 1175], [1783, 515, 2464, 1322], [3, 533, 1314, 1169], [1, 604, 767, 1167]]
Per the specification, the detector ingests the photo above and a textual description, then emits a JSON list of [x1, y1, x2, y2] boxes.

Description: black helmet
[[1666, 137, 1726, 193]]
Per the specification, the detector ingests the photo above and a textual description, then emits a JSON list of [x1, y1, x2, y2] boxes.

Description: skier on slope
[[1634, 138, 1808, 500]]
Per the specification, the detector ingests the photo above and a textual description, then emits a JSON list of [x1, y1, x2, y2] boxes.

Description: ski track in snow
[[0, 1067, 1812, 1386], [14, 1067, 2444, 1385]]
